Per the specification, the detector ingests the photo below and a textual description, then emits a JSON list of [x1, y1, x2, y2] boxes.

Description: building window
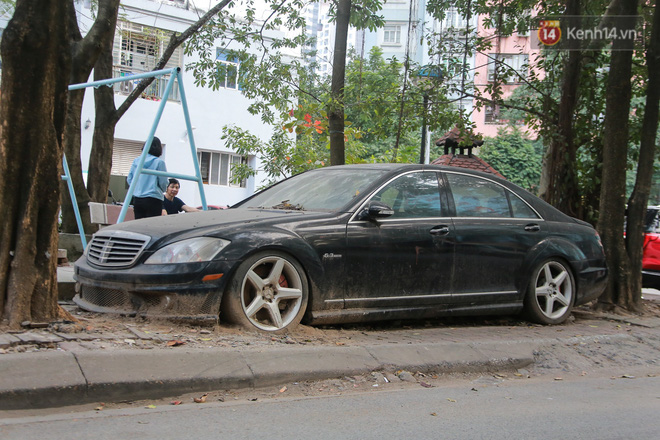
[[445, 7, 469, 29], [113, 21, 183, 101], [197, 150, 247, 187], [484, 104, 502, 124], [216, 49, 242, 90], [383, 25, 402, 44], [487, 53, 528, 83]]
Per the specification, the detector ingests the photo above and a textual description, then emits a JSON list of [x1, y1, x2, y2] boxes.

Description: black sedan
[[73, 164, 607, 332]]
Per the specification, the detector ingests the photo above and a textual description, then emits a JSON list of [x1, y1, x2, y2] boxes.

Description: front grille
[[86, 230, 150, 267], [81, 285, 131, 308]]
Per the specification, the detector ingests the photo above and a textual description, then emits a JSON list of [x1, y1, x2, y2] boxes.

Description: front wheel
[[523, 259, 575, 325], [222, 251, 308, 332]]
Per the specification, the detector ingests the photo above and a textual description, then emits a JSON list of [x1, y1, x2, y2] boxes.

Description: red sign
[[538, 20, 561, 46]]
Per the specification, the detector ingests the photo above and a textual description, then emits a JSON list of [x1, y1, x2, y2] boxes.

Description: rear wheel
[[523, 259, 575, 325], [222, 251, 308, 332]]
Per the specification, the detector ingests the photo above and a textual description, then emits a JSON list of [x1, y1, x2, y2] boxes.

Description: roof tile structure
[[431, 126, 504, 179], [431, 153, 505, 179]]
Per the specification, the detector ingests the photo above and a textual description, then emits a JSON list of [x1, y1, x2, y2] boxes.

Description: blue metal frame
[[62, 67, 207, 247]]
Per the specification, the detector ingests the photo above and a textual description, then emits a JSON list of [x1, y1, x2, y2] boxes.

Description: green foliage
[[224, 123, 328, 189], [480, 128, 542, 193]]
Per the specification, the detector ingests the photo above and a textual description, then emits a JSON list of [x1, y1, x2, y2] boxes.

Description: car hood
[[97, 208, 330, 243]]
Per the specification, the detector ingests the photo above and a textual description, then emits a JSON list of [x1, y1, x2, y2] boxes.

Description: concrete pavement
[[0, 266, 658, 411], [2, 309, 660, 411], [0, 339, 538, 410]]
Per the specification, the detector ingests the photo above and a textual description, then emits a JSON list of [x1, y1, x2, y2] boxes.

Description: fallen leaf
[[430, 412, 437, 416], [145, 404, 157, 409], [335, 342, 345, 346], [170, 400, 182, 405], [193, 393, 208, 403], [446, 398, 456, 403], [279, 386, 287, 393], [167, 340, 186, 347]]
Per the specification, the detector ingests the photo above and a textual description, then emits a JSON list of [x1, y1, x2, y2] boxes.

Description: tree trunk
[[624, 0, 660, 310], [59, 0, 121, 234], [596, 0, 639, 311], [328, 0, 351, 166], [0, 0, 72, 327], [538, 0, 582, 217], [87, 31, 120, 204]]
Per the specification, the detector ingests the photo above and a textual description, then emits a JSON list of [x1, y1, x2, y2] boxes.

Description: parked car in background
[[643, 206, 660, 289], [73, 164, 608, 332]]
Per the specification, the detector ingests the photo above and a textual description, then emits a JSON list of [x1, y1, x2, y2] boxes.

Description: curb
[[0, 341, 535, 410]]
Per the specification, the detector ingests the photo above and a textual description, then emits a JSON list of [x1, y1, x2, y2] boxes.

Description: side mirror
[[358, 201, 394, 221]]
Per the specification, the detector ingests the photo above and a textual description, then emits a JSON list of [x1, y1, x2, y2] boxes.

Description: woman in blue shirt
[[127, 137, 168, 219]]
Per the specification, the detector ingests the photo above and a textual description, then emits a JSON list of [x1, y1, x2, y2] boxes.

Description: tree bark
[[328, 0, 351, 166], [0, 0, 72, 327], [60, 0, 121, 234], [597, 0, 639, 311], [623, 0, 660, 310], [538, 0, 582, 217], [87, 30, 120, 204]]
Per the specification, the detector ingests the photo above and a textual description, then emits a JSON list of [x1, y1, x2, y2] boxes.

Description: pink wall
[[472, 14, 540, 139]]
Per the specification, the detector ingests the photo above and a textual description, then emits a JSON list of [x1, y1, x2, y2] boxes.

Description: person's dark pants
[[132, 197, 163, 219]]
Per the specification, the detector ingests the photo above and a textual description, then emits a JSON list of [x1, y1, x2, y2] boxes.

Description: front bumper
[[73, 257, 238, 320]]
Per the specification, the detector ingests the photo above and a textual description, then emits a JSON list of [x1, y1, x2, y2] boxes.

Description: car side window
[[447, 173, 513, 218], [371, 172, 442, 219], [509, 193, 539, 218]]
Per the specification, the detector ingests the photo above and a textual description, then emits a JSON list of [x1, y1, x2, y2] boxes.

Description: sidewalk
[[1, 266, 659, 411], [2, 303, 660, 411]]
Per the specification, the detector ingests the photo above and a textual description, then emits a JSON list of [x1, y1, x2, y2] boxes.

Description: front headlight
[[145, 237, 230, 264]]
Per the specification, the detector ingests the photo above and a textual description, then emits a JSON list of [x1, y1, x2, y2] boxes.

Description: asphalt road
[[2, 370, 659, 439]]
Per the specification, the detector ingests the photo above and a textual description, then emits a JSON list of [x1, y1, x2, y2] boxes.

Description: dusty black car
[[74, 164, 607, 332]]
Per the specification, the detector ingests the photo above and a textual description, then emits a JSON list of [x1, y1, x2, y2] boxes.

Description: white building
[[76, 0, 285, 208]]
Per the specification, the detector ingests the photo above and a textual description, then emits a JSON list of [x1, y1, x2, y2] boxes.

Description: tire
[[222, 251, 308, 332], [523, 259, 575, 325]]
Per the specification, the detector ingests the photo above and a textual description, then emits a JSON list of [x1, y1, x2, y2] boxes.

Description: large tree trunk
[[60, 0, 120, 234], [328, 0, 351, 166], [624, 0, 660, 310], [597, 0, 639, 311], [87, 30, 120, 204], [538, 0, 582, 217], [0, 0, 72, 328]]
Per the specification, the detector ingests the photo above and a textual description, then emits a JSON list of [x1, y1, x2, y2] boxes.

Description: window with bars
[[484, 104, 502, 124], [112, 21, 183, 101], [487, 53, 528, 83], [383, 25, 402, 44], [197, 151, 247, 187]]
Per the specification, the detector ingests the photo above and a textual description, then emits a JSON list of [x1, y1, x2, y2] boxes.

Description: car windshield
[[238, 168, 387, 212]]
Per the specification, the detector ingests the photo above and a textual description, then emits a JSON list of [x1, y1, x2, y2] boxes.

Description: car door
[[344, 171, 455, 309], [443, 171, 546, 307]]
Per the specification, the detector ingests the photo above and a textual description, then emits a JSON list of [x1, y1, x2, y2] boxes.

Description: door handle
[[524, 224, 541, 232], [430, 226, 450, 236]]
